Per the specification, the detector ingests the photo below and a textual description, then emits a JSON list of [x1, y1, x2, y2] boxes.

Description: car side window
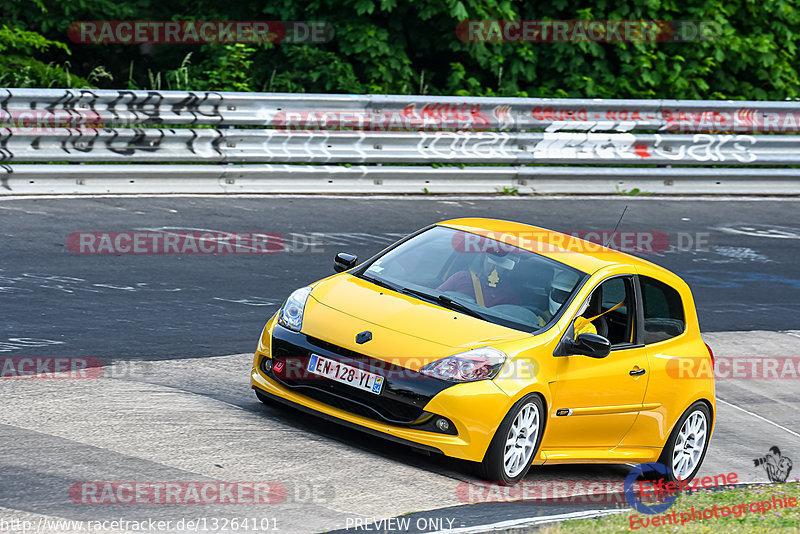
[[640, 276, 686, 344], [575, 276, 635, 348], [601, 278, 627, 313]]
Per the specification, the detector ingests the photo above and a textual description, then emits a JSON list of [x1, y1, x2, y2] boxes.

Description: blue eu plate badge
[[372, 376, 384, 394]]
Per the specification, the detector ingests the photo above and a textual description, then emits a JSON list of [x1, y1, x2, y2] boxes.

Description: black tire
[[656, 401, 712, 484], [478, 394, 545, 484]]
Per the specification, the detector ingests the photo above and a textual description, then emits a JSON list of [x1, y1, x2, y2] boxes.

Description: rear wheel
[[478, 394, 545, 484], [657, 401, 711, 483]]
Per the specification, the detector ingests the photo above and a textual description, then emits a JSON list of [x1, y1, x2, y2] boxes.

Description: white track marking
[[0, 205, 48, 214], [717, 398, 800, 439]]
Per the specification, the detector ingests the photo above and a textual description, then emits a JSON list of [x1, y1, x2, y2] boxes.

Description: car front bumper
[[250, 322, 512, 462]]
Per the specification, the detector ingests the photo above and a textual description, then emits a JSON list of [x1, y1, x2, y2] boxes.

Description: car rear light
[[705, 342, 714, 365]]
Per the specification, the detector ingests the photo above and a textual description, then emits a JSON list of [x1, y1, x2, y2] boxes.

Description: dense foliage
[[3, 0, 799, 99]]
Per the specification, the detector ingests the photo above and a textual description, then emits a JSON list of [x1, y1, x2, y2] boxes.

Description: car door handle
[[629, 368, 646, 376]]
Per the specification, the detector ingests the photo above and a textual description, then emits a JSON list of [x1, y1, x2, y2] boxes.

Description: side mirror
[[565, 333, 611, 359], [334, 252, 358, 273]]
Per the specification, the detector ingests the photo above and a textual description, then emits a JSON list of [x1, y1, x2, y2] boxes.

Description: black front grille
[[268, 325, 453, 426]]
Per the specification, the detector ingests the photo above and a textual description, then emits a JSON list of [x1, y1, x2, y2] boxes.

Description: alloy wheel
[[503, 402, 540, 478], [672, 410, 708, 479]]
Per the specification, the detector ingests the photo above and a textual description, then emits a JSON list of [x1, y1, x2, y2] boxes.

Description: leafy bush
[[2, 0, 799, 98]]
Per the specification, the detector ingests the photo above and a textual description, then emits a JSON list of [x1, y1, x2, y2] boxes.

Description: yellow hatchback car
[[251, 218, 716, 484]]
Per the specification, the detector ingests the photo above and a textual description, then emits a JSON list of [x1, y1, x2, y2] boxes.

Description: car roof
[[437, 217, 673, 277]]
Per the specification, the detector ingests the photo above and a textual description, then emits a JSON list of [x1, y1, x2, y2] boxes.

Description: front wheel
[[478, 394, 545, 484], [657, 401, 711, 483]]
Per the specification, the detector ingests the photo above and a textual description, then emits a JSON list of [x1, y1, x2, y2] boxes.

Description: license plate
[[307, 354, 384, 395]]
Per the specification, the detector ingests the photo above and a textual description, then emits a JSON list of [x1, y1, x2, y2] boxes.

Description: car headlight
[[419, 347, 506, 382], [277, 286, 313, 332]]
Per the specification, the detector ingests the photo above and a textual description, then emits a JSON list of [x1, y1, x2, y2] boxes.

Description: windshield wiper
[[400, 287, 488, 321], [398, 286, 440, 303], [436, 294, 489, 321], [359, 274, 400, 292]]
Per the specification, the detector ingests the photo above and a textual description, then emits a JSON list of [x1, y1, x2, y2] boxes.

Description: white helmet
[[549, 270, 579, 316]]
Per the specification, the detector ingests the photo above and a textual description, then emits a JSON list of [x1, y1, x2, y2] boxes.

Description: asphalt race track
[[1, 196, 799, 533]]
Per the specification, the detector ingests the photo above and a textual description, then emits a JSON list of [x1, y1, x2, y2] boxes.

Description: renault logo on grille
[[356, 331, 372, 344]]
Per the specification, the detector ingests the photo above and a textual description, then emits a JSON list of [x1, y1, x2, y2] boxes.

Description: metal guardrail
[[0, 128, 796, 164], [1, 88, 799, 194], [4, 165, 799, 195], [3, 88, 800, 132]]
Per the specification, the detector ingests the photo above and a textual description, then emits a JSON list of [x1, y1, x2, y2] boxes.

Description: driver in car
[[437, 254, 520, 308], [539, 270, 615, 335], [533, 270, 587, 329]]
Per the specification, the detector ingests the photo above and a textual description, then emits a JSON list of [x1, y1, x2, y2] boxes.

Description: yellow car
[[251, 218, 716, 484]]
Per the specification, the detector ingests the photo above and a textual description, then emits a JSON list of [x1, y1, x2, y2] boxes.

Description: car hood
[[301, 274, 530, 371]]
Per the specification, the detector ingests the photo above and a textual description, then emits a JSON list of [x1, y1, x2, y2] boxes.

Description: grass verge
[[540, 481, 800, 533]]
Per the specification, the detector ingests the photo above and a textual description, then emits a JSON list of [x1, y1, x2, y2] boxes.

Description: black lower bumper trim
[[252, 385, 444, 455]]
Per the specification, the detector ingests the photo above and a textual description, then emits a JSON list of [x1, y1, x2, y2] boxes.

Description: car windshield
[[356, 226, 587, 332]]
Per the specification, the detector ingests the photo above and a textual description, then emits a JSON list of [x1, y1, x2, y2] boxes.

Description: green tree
[[2, 0, 799, 99], [0, 25, 93, 87]]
